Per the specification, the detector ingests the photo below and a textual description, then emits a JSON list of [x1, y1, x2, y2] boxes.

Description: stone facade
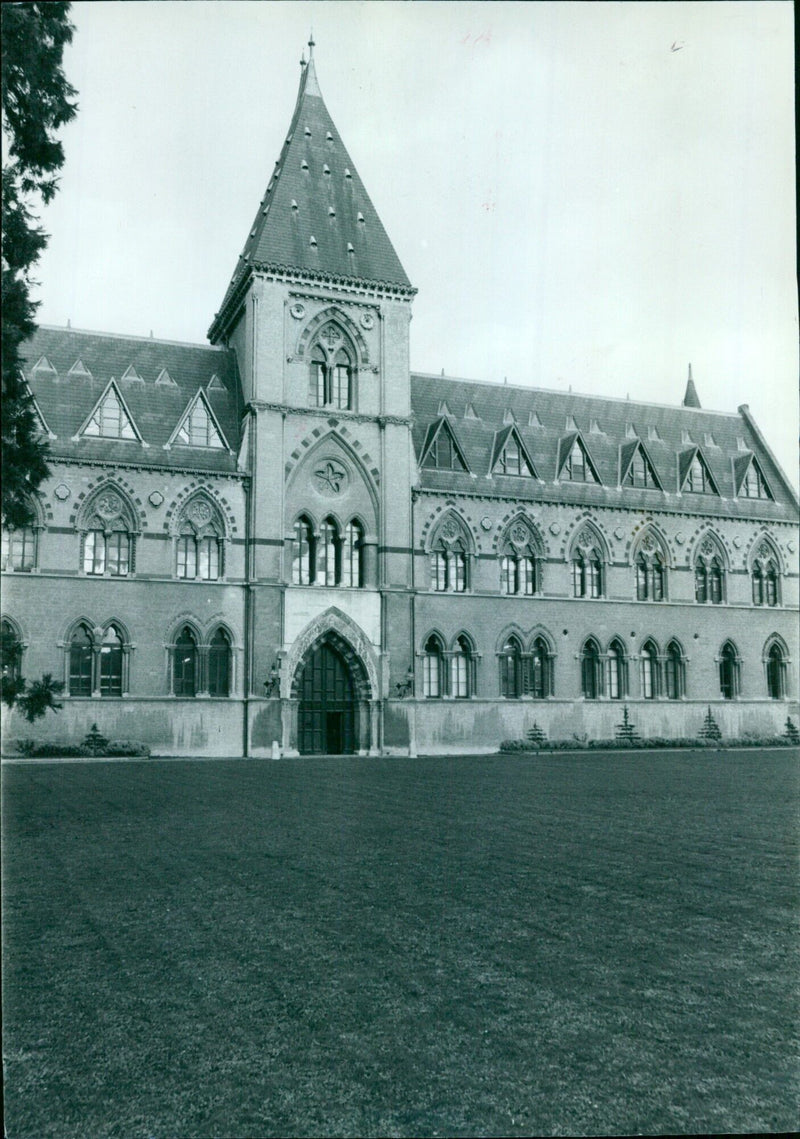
[[2, 50, 797, 756]]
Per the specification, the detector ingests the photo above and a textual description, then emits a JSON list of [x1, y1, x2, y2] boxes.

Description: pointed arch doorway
[[295, 635, 368, 755]]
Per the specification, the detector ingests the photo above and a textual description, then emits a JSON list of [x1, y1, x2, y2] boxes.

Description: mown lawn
[[2, 751, 798, 1138]]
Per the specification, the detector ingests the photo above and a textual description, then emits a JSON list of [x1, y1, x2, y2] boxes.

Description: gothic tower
[[208, 42, 417, 755]]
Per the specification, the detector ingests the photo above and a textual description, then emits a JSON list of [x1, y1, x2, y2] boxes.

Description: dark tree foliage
[[2, 2, 77, 528]]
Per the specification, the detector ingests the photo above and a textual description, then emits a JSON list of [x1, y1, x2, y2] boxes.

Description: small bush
[[105, 740, 151, 757]]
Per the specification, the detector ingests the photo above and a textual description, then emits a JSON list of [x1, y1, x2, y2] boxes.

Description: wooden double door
[[297, 641, 357, 755]]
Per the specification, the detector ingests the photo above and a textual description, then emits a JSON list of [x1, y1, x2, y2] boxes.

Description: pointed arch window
[[1, 619, 23, 682], [208, 628, 232, 697], [342, 520, 363, 587], [430, 524, 468, 593], [719, 642, 739, 700], [175, 498, 225, 581], [530, 637, 551, 699], [572, 541, 604, 599], [695, 543, 724, 604], [640, 641, 658, 699], [752, 548, 779, 607], [581, 640, 602, 699], [1, 525, 37, 572], [318, 517, 340, 587], [83, 527, 131, 577], [635, 549, 665, 601], [450, 635, 476, 698], [499, 637, 523, 698], [606, 640, 626, 700], [309, 326, 353, 410], [69, 624, 94, 696], [99, 626, 124, 697], [766, 643, 786, 700], [293, 516, 315, 585], [174, 627, 197, 697], [423, 635, 444, 698], [664, 641, 685, 700], [499, 524, 540, 596]]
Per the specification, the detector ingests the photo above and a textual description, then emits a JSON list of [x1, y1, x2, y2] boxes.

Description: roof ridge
[[35, 324, 225, 351], [409, 372, 742, 418]]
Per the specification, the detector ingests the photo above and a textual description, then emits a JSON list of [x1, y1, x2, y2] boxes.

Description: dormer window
[[422, 422, 467, 471], [562, 439, 598, 483], [741, 460, 771, 500]]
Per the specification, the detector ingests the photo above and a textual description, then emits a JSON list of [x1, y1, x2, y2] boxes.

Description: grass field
[[2, 751, 798, 1138]]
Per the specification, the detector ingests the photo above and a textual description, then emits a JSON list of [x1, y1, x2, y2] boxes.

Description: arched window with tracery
[[765, 641, 787, 700], [208, 628, 232, 697], [79, 488, 137, 578], [174, 496, 225, 582], [423, 634, 444, 698], [581, 639, 602, 699], [69, 624, 94, 696], [309, 323, 354, 410], [174, 627, 198, 697], [429, 516, 470, 593], [751, 542, 780, 607], [664, 641, 685, 700], [571, 527, 604, 599], [634, 533, 666, 602], [499, 521, 540, 596], [640, 641, 658, 699], [719, 641, 739, 700], [606, 639, 626, 700], [694, 538, 725, 604]]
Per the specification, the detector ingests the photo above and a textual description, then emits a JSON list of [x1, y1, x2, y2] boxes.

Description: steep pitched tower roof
[[209, 39, 413, 341]]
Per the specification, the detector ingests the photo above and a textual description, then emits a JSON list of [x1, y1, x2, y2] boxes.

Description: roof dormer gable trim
[[489, 424, 539, 479], [732, 452, 773, 500], [419, 416, 471, 473], [164, 389, 231, 452], [677, 445, 719, 495], [555, 431, 601, 485], [74, 378, 146, 444], [619, 438, 663, 490]]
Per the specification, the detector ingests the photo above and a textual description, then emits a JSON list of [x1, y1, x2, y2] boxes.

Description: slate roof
[[410, 373, 798, 520], [20, 327, 242, 474], [210, 53, 412, 340]]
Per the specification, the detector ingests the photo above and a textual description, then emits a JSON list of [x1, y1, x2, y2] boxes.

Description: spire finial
[[300, 48, 306, 69], [682, 363, 701, 408], [308, 30, 315, 57]]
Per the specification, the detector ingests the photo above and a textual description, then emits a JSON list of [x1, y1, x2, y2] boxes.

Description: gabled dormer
[[619, 438, 662, 490], [556, 432, 600, 484], [732, 452, 772, 500], [490, 425, 537, 478], [419, 417, 469, 472], [76, 379, 142, 442], [166, 390, 229, 451], [678, 446, 718, 495]]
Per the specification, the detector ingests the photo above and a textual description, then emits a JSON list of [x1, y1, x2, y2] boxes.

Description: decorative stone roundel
[[640, 534, 656, 552], [510, 523, 531, 547], [96, 492, 123, 520], [440, 519, 460, 541], [149, 491, 164, 508], [549, 523, 561, 536], [699, 538, 716, 557], [788, 540, 797, 553], [481, 516, 493, 531], [614, 527, 624, 540], [314, 459, 348, 496], [575, 527, 597, 549], [188, 500, 213, 525], [757, 542, 772, 561], [732, 536, 742, 548], [675, 532, 685, 544], [54, 483, 71, 501], [360, 312, 375, 330], [290, 302, 305, 320]]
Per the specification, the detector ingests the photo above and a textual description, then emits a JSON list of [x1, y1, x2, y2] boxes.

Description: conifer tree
[[699, 706, 722, 742], [2, 2, 77, 527]]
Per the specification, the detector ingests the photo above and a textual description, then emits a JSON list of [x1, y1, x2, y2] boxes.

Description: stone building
[[2, 47, 798, 755]]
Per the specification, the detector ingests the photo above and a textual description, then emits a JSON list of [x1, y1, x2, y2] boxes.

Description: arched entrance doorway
[[296, 637, 364, 754]]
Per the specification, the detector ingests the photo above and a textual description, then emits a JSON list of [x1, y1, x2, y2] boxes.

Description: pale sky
[[33, 1, 798, 488]]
